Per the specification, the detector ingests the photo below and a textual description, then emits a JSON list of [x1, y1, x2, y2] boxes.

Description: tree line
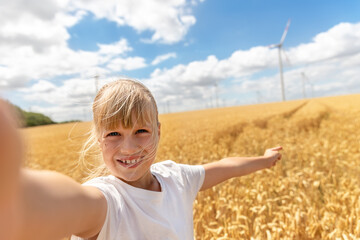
[[14, 105, 55, 127]]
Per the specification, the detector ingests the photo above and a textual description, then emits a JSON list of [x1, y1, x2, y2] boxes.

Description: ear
[[157, 122, 161, 138]]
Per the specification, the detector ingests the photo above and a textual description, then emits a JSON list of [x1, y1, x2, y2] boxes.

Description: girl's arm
[[0, 100, 107, 240], [200, 147, 282, 191], [0, 100, 23, 240], [20, 170, 107, 240]]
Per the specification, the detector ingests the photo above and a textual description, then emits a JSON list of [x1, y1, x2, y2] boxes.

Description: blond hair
[[79, 79, 159, 182]]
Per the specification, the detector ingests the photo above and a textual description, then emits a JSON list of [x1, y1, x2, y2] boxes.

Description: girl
[[0, 79, 282, 240]]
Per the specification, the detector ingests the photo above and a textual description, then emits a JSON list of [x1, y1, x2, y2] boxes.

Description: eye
[[136, 129, 149, 134], [107, 132, 120, 137]]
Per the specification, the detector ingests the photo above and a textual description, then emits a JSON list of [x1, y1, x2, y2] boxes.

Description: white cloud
[[288, 22, 360, 64], [68, 0, 200, 44], [21, 80, 57, 93], [1, 0, 201, 46], [147, 46, 278, 97], [0, 32, 144, 89], [216, 46, 278, 78], [0, 0, 202, 89], [1, 0, 61, 21], [97, 39, 132, 56], [22, 79, 93, 106], [106, 57, 147, 72], [0, 3, 84, 53], [152, 53, 177, 65], [20, 78, 107, 121], [145, 47, 277, 104]]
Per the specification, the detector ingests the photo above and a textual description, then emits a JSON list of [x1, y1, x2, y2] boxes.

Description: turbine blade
[[280, 19, 291, 44], [281, 49, 291, 66], [268, 43, 280, 48]]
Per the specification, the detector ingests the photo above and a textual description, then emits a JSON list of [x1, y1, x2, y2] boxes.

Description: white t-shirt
[[71, 160, 205, 240]]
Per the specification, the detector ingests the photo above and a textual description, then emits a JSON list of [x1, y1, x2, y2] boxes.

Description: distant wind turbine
[[268, 19, 291, 101], [94, 73, 99, 94], [256, 90, 263, 104], [301, 72, 314, 98], [301, 72, 307, 98], [215, 80, 219, 108]]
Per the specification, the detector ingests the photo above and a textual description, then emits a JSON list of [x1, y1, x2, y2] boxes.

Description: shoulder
[[152, 160, 204, 174], [78, 176, 124, 238], [82, 176, 124, 223], [83, 175, 115, 186], [151, 160, 190, 177], [152, 160, 205, 200], [84, 175, 123, 192], [83, 176, 124, 207], [151, 160, 178, 173], [152, 160, 205, 184]]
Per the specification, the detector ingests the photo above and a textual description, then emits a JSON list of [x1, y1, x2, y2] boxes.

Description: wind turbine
[[269, 19, 291, 101], [301, 72, 314, 98], [301, 72, 307, 98], [214, 80, 219, 108], [94, 73, 99, 94], [86, 73, 100, 95], [256, 90, 263, 104]]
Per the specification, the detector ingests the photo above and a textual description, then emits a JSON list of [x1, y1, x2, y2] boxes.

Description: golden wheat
[[23, 94, 360, 239]]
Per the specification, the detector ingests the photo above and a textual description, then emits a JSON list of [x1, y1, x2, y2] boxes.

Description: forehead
[[102, 111, 154, 131], [115, 120, 152, 129]]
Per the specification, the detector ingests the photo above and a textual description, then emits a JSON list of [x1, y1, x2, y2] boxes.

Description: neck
[[121, 172, 161, 192]]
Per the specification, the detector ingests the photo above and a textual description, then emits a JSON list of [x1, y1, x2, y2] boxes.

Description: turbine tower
[[215, 80, 219, 108], [301, 72, 307, 98], [301, 72, 314, 98], [94, 73, 99, 94], [269, 19, 291, 101]]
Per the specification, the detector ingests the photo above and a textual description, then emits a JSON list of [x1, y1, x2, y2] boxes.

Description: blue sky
[[1, 0, 360, 121]]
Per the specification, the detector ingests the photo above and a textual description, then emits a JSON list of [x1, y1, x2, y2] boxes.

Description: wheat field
[[22, 94, 360, 240]]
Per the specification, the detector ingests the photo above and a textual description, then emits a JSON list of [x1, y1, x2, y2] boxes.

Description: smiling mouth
[[117, 157, 144, 168], [118, 158, 142, 164]]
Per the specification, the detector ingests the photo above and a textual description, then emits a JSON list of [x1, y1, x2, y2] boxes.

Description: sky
[[1, 0, 360, 122]]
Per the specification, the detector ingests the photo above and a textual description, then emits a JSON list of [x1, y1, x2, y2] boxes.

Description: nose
[[120, 136, 138, 155]]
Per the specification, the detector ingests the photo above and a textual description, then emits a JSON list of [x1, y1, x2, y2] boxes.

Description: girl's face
[[99, 120, 160, 187]]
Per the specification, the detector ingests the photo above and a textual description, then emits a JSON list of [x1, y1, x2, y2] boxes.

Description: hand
[[263, 146, 282, 168]]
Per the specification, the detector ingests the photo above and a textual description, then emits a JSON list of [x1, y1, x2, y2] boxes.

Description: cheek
[[138, 135, 152, 145], [140, 137, 158, 151], [101, 139, 120, 151], [100, 142, 118, 160]]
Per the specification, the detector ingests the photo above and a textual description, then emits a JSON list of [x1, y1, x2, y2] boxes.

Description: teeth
[[119, 158, 142, 164]]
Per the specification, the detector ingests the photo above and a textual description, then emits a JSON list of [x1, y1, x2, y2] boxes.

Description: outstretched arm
[[20, 170, 107, 239], [0, 100, 23, 240], [0, 100, 107, 240], [200, 146, 282, 191]]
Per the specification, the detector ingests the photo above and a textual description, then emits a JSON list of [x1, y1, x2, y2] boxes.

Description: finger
[[271, 146, 283, 151]]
